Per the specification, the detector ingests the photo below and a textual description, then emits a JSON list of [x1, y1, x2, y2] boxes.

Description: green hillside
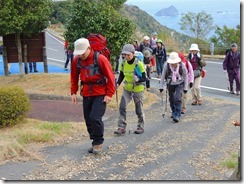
[[121, 4, 194, 52]]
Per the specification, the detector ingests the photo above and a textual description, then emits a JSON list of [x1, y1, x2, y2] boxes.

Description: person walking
[[178, 52, 194, 114], [143, 50, 154, 91], [70, 38, 116, 154], [153, 39, 167, 78], [114, 44, 147, 135], [223, 43, 240, 95], [159, 52, 188, 123], [187, 44, 206, 105], [64, 41, 74, 70]]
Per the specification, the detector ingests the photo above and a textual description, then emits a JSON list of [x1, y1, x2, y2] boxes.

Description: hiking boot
[[92, 144, 103, 154], [191, 100, 197, 105], [236, 91, 240, 95], [114, 128, 126, 135], [88, 146, 93, 153], [197, 99, 203, 105], [181, 108, 186, 114], [173, 116, 180, 123], [34, 70, 38, 73], [134, 127, 144, 134], [230, 90, 234, 94]]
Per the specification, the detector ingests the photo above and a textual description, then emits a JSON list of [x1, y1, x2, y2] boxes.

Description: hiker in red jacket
[[70, 38, 116, 154]]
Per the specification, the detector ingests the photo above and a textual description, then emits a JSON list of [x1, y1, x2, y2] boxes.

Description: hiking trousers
[[118, 89, 145, 129], [168, 83, 184, 118], [191, 76, 202, 101], [83, 95, 106, 146], [228, 69, 240, 92]]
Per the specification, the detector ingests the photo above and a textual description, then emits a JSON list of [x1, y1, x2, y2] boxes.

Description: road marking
[[47, 57, 65, 62], [151, 77, 229, 92], [206, 60, 223, 65], [46, 31, 64, 45], [47, 48, 59, 51]]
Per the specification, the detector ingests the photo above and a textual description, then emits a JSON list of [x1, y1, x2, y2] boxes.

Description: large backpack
[[87, 33, 110, 61], [76, 34, 111, 88]]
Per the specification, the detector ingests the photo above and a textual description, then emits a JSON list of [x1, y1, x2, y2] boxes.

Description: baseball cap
[[231, 43, 237, 47], [73, 38, 90, 55], [121, 44, 135, 54]]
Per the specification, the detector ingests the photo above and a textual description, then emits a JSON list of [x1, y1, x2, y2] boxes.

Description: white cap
[[167, 52, 181, 64], [73, 38, 90, 55], [189, 43, 200, 51], [143, 36, 150, 40]]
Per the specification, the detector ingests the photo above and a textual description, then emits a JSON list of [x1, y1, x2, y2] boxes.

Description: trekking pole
[[163, 86, 168, 117], [115, 78, 119, 107], [161, 91, 165, 118], [224, 71, 230, 90]]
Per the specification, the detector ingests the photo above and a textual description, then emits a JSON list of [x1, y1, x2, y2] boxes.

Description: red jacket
[[70, 50, 116, 98]]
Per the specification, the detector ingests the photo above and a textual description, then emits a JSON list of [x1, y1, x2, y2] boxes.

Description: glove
[[183, 90, 187, 94], [189, 82, 193, 88], [133, 75, 139, 82], [159, 89, 164, 93]]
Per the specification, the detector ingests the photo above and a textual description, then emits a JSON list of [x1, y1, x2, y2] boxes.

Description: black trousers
[[83, 95, 106, 146]]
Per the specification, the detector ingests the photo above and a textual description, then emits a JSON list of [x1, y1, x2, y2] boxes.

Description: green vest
[[120, 59, 145, 92]]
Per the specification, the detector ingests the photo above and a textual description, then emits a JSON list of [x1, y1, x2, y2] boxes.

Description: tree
[[179, 11, 215, 40], [64, 0, 135, 64], [0, 0, 53, 77], [210, 25, 240, 51]]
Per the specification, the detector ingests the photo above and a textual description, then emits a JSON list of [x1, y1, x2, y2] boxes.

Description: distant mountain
[[121, 4, 193, 52], [155, 5, 179, 17]]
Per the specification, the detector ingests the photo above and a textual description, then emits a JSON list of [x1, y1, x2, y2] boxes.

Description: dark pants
[[168, 83, 184, 119], [29, 62, 37, 71], [83, 95, 106, 146], [145, 65, 151, 88], [228, 69, 240, 92], [64, 52, 74, 68], [156, 57, 165, 76]]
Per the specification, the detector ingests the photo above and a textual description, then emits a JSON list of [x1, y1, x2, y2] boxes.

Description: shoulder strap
[[179, 62, 183, 75]]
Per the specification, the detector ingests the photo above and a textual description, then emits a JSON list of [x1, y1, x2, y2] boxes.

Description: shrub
[[0, 86, 31, 127]]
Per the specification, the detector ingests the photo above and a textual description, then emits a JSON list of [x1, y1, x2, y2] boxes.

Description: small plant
[[0, 86, 31, 127], [221, 153, 238, 169]]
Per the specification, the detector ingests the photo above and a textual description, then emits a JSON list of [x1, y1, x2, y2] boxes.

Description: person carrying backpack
[[159, 52, 188, 123], [223, 43, 240, 95], [114, 44, 147, 135], [153, 39, 167, 78], [64, 41, 74, 70], [143, 50, 154, 91], [187, 44, 206, 105], [70, 38, 116, 154], [178, 52, 194, 114]]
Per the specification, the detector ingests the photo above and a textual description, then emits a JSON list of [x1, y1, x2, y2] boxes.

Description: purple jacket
[[223, 51, 240, 71]]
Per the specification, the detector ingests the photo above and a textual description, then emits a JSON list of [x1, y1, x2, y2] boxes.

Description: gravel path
[[0, 92, 240, 180]]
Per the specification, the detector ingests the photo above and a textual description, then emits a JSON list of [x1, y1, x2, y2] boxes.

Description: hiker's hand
[[103, 96, 112, 104], [232, 120, 240, 126], [159, 89, 163, 93], [133, 75, 139, 82], [71, 94, 77, 104], [183, 90, 187, 94], [189, 82, 193, 88], [223, 70, 227, 73]]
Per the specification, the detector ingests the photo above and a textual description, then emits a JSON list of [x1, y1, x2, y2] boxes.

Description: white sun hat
[[189, 43, 200, 51], [167, 52, 181, 64]]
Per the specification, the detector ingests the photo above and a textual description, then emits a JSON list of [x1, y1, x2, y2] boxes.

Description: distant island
[[155, 5, 179, 17]]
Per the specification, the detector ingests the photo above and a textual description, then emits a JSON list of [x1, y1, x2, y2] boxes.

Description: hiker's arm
[[223, 53, 229, 70], [117, 71, 124, 86], [136, 72, 147, 83], [70, 56, 80, 95]]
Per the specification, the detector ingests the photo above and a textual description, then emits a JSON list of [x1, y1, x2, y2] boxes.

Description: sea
[[125, 0, 240, 38]]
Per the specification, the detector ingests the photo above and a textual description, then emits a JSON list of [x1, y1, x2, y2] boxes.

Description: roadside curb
[[27, 93, 82, 102]]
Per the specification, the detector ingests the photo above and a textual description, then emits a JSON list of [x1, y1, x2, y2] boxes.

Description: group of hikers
[[69, 33, 240, 155]]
